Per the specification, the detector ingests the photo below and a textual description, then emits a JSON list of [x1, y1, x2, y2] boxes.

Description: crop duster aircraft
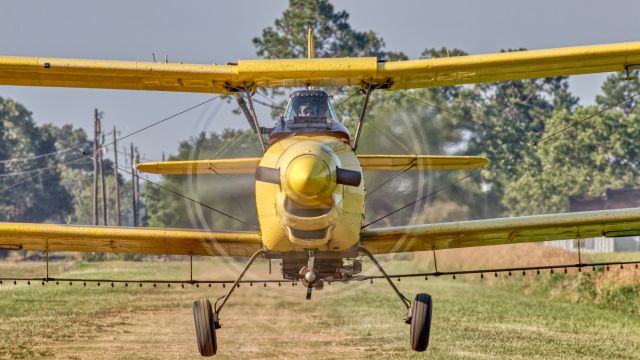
[[2, 31, 640, 356]]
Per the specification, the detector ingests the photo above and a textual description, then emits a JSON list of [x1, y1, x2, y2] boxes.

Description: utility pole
[[98, 119, 108, 226], [135, 148, 141, 225], [92, 109, 99, 225], [130, 142, 138, 227], [112, 126, 121, 226]]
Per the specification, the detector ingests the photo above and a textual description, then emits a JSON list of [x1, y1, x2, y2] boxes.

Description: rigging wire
[[365, 163, 417, 198], [532, 91, 640, 146], [334, 88, 363, 109], [362, 168, 484, 229], [366, 119, 416, 155], [392, 90, 473, 124], [254, 91, 286, 111]]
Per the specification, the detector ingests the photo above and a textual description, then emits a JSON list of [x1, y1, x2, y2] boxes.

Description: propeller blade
[[336, 167, 361, 187], [255, 166, 280, 184], [306, 283, 313, 300]]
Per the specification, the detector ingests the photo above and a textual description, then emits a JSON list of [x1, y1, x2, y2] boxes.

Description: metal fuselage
[[256, 135, 364, 254]]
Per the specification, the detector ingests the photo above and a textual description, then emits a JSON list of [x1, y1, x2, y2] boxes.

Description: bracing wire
[[392, 90, 473, 124], [361, 168, 484, 229], [334, 88, 363, 109], [532, 91, 640, 146]]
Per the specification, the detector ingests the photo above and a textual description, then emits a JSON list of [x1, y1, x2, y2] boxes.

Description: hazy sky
[[2, 0, 639, 161]]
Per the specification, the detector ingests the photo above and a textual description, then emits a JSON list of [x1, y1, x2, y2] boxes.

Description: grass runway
[[0, 258, 639, 359]]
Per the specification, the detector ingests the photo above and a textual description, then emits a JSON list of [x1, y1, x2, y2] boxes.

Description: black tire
[[193, 299, 217, 356], [410, 293, 432, 352]]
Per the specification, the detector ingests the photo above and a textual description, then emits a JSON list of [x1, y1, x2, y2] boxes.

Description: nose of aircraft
[[285, 155, 333, 201]]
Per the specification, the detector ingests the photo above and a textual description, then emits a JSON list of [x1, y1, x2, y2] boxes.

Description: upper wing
[[358, 155, 488, 171], [2, 41, 640, 93], [0, 223, 262, 257], [136, 158, 262, 175], [360, 207, 640, 255]]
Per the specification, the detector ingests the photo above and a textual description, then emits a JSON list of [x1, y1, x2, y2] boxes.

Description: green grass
[[587, 251, 640, 263], [1, 259, 639, 359]]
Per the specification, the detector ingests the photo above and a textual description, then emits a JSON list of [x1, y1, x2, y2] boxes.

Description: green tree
[[253, 0, 403, 60], [0, 97, 72, 222], [502, 74, 640, 215], [462, 69, 578, 216], [252, 0, 406, 123]]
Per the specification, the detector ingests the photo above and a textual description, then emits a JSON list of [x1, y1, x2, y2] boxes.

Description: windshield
[[283, 90, 338, 121], [269, 90, 350, 144]]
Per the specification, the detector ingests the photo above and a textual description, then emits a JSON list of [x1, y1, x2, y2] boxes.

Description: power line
[[0, 148, 73, 164], [0, 156, 90, 178], [56, 139, 258, 229], [99, 95, 222, 152], [0, 156, 90, 193]]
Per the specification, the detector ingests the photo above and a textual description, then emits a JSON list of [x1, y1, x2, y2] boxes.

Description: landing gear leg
[[305, 252, 316, 300], [192, 248, 266, 357], [357, 246, 432, 352]]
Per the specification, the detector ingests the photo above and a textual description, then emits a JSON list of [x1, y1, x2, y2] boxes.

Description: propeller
[[255, 165, 361, 187]]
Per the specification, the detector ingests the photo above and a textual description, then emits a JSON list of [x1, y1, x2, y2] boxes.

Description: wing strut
[[351, 85, 373, 151], [235, 92, 266, 152]]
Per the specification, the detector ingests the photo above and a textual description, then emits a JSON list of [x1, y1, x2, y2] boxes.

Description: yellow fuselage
[[256, 135, 364, 253]]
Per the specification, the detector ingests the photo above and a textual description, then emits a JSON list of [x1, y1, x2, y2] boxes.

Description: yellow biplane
[[2, 31, 640, 355]]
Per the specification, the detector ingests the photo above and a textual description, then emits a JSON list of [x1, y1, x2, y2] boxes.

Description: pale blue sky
[[1, 0, 638, 160]]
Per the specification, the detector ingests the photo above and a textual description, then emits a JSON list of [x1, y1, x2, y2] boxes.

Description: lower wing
[[360, 207, 640, 254], [135, 155, 489, 175], [0, 223, 262, 257]]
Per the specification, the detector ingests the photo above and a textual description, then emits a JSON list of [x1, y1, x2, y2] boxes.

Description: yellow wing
[[136, 158, 262, 175], [0, 223, 262, 257], [357, 155, 488, 171], [2, 41, 640, 92], [136, 155, 487, 175], [360, 207, 640, 255]]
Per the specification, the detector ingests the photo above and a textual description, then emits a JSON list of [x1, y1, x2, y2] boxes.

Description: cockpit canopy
[[283, 90, 338, 120], [269, 90, 350, 144]]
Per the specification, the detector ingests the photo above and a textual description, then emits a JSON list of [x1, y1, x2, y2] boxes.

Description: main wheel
[[193, 299, 217, 356], [409, 293, 432, 352]]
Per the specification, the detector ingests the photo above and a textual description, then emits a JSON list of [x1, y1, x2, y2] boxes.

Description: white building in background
[[546, 237, 640, 253], [545, 188, 640, 253]]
